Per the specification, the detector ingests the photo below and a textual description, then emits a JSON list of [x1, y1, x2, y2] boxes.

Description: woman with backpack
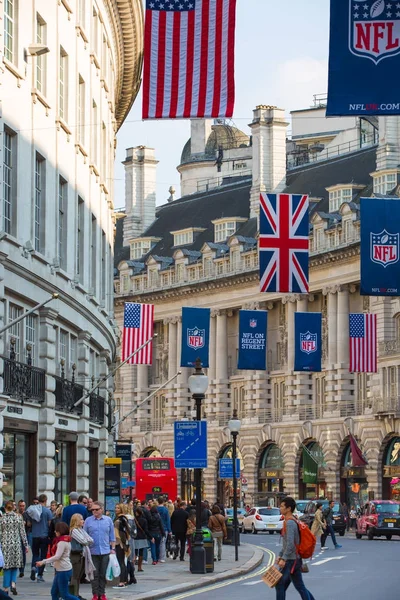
[[113, 504, 131, 589], [208, 505, 227, 562], [148, 505, 165, 565]]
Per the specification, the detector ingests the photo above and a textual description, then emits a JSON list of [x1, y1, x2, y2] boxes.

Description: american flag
[[142, 0, 237, 119], [259, 193, 309, 293], [349, 313, 377, 373], [122, 303, 154, 365]]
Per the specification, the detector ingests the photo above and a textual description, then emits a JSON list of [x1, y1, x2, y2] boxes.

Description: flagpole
[[111, 370, 181, 431], [73, 334, 158, 409]]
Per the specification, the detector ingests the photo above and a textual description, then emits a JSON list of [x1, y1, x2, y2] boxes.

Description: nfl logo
[[249, 319, 257, 328], [187, 327, 205, 349], [300, 331, 317, 355], [349, 0, 400, 64], [370, 229, 399, 267]]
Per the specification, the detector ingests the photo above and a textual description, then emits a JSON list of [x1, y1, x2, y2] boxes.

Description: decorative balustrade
[[89, 377, 106, 425], [379, 340, 400, 357], [2, 339, 45, 404], [54, 362, 84, 415]]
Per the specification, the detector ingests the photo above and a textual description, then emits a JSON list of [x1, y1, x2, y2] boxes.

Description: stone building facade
[[114, 107, 400, 508], [0, 0, 143, 504]]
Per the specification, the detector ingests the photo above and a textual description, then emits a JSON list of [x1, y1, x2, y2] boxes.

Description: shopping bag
[[261, 565, 282, 588], [106, 553, 121, 581]]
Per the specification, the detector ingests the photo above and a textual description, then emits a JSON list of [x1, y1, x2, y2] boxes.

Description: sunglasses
[[92, 508, 101, 511]]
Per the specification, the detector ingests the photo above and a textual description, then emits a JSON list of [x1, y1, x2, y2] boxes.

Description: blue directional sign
[[174, 421, 208, 469], [219, 458, 240, 479]]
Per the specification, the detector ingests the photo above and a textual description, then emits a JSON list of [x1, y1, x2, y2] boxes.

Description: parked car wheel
[[339, 530, 345, 537], [386, 535, 392, 540], [268, 531, 275, 535], [367, 529, 374, 540], [355, 533, 362, 539], [240, 526, 245, 533], [251, 524, 258, 534]]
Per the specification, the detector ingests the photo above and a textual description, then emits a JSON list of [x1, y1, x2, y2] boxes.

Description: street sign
[[174, 421, 208, 469], [219, 458, 240, 479]]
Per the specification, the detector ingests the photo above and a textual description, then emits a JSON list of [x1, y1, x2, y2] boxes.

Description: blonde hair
[[115, 503, 127, 515], [55, 504, 63, 518], [70, 513, 84, 531]]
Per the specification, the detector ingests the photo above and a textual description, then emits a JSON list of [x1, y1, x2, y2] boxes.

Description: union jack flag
[[259, 193, 309, 294]]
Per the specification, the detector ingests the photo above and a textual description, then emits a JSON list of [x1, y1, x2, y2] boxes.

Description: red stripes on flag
[[142, 0, 237, 120], [122, 304, 154, 366], [349, 313, 377, 373]]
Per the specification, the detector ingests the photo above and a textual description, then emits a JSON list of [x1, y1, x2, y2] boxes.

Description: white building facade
[[0, 0, 143, 504]]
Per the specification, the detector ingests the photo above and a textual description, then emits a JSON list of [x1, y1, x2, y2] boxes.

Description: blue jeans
[[3, 568, 18, 589], [275, 559, 316, 600], [51, 570, 79, 600], [150, 534, 162, 562], [321, 524, 338, 547]]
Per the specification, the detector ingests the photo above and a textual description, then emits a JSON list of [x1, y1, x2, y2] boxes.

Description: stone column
[[283, 296, 297, 414], [333, 284, 354, 407], [38, 307, 59, 500], [97, 350, 110, 499], [165, 318, 178, 421], [176, 317, 190, 419], [0, 253, 8, 506], [76, 331, 92, 494], [215, 310, 229, 420], [293, 295, 312, 416], [323, 287, 338, 407], [208, 312, 217, 381], [205, 310, 218, 420]]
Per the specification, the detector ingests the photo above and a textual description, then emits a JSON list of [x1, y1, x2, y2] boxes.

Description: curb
[[130, 544, 264, 600]]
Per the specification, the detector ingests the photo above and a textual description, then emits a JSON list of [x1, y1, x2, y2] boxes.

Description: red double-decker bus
[[134, 457, 178, 501]]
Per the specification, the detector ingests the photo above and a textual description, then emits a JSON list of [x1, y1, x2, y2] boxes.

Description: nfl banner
[[360, 198, 400, 296], [237, 310, 268, 371], [327, 0, 400, 116], [294, 312, 322, 372], [181, 307, 211, 368]]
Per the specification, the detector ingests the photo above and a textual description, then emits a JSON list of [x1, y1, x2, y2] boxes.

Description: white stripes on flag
[[349, 313, 377, 373], [122, 304, 154, 366]]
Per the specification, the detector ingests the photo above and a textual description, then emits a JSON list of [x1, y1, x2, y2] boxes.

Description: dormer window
[[373, 171, 397, 195], [329, 188, 352, 212], [171, 227, 205, 247], [130, 237, 160, 260], [212, 217, 246, 243]]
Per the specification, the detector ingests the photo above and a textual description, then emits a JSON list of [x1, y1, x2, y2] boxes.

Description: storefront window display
[[383, 437, 400, 500], [54, 440, 76, 504], [299, 442, 327, 499], [2, 432, 31, 503], [258, 444, 285, 494], [341, 445, 369, 509]]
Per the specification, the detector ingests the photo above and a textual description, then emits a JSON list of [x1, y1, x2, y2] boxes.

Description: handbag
[[261, 565, 282, 588], [106, 553, 121, 581]]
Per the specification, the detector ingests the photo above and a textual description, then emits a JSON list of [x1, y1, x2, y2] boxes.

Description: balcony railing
[[54, 362, 83, 416], [89, 391, 105, 425], [2, 341, 45, 404]]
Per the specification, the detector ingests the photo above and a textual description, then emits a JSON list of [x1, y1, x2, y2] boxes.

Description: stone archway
[[339, 439, 369, 508], [216, 443, 244, 508], [257, 443, 285, 496], [297, 439, 327, 500], [140, 446, 162, 458]]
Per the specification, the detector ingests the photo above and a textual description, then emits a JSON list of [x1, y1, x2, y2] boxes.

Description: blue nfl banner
[[180, 307, 211, 368], [360, 198, 400, 296], [327, 0, 400, 116], [238, 310, 268, 371], [294, 312, 322, 372]]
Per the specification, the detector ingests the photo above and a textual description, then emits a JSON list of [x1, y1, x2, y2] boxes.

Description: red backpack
[[283, 517, 316, 559]]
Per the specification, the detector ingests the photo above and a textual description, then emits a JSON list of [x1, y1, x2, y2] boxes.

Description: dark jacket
[[171, 508, 189, 534], [201, 507, 211, 528], [148, 511, 165, 536], [49, 516, 62, 542], [135, 515, 152, 541]]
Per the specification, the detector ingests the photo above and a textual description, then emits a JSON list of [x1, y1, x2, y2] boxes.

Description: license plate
[[384, 519, 396, 523], [267, 524, 275, 528], [388, 523, 394, 528]]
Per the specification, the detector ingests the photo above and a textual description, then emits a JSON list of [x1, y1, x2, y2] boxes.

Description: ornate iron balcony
[[3, 342, 46, 404], [89, 391, 105, 425], [54, 362, 84, 415]]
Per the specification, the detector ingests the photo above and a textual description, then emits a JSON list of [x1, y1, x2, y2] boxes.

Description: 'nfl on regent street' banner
[[294, 312, 322, 372], [180, 307, 211, 368], [327, 0, 400, 116], [360, 198, 400, 296], [238, 310, 268, 371]]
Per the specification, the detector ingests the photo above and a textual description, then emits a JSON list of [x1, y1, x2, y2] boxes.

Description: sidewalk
[[9, 543, 263, 600]]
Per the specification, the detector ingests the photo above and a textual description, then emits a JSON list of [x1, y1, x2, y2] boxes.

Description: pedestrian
[[113, 504, 131, 589], [208, 505, 227, 562], [275, 497, 316, 600], [36, 521, 79, 600], [125, 503, 137, 585], [27, 493, 53, 583], [49, 505, 64, 542], [157, 497, 171, 563], [17, 500, 29, 578], [83, 501, 116, 600], [186, 510, 196, 556], [86, 499, 94, 517], [50, 500, 58, 516], [134, 507, 151, 572], [343, 502, 350, 531], [166, 499, 174, 517], [200, 502, 211, 527], [171, 501, 189, 561], [321, 500, 342, 550], [311, 502, 326, 547], [215, 498, 226, 517], [62, 493, 88, 527], [0, 500, 29, 595], [349, 506, 357, 531], [69, 513, 95, 599], [148, 505, 165, 565]]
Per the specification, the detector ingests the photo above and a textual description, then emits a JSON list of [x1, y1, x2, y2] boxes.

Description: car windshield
[[374, 503, 400, 514], [320, 502, 340, 513], [295, 502, 308, 512], [225, 508, 246, 516], [259, 508, 280, 516]]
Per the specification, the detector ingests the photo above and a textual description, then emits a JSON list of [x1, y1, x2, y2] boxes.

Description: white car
[[294, 500, 308, 519], [242, 506, 283, 534]]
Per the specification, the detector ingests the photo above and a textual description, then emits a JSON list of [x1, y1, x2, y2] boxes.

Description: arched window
[[259, 444, 284, 470]]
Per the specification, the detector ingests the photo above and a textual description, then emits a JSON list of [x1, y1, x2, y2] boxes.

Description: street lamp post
[[228, 410, 241, 562], [188, 357, 209, 575]]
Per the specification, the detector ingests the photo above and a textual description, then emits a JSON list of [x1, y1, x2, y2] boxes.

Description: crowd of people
[[0, 493, 231, 600]]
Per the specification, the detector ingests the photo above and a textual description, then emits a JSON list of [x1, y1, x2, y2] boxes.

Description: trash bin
[[223, 519, 233, 545], [202, 527, 214, 573]]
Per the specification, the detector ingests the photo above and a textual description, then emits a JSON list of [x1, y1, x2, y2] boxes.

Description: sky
[[114, 0, 330, 208]]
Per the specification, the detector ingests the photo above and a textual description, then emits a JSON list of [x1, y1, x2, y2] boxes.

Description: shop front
[[382, 437, 400, 500], [299, 442, 326, 499], [340, 443, 369, 508], [54, 431, 77, 504], [256, 444, 285, 506], [2, 415, 37, 504]]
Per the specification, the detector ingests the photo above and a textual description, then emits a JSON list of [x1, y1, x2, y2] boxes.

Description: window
[[374, 172, 397, 195], [314, 227, 325, 251], [59, 329, 68, 371], [329, 188, 352, 213], [214, 221, 236, 243], [78, 76, 85, 145], [3, 129, 16, 234], [101, 34, 108, 81], [36, 15, 47, 94], [343, 219, 353, 242], [59, 48, 68, 120], [8, 304, 22, 360], [130, 240, 151, 260], [76, 197, 84, 281], [78, 0, 86, 28], [149, 269, 158, 287], [203, 257, 213, 276], [92, 7, 99, 55], [34, 154, 45, 252], [25, 315, 37, 364], [101, 231, 106, 304], [173, 231, 193, 246], [216, 261, 224, 275], [58, 177, 67, 268], [101, 123, 107, 179], [92, 101, 98, 165], [231, 249, 240, 270], [4, 0, 17, 63], [70, 335, 77, 370], [91, 215, 97, 292], [357, 373, 367, 403], [176, 263, 185, 281]]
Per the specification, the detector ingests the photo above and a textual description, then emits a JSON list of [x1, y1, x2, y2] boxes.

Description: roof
[[181, 124, 250, 165]]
